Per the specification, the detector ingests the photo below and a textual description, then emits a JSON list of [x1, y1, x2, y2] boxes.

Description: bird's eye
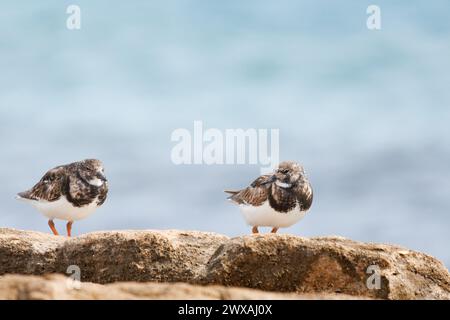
[[43, 175, 55, 183]]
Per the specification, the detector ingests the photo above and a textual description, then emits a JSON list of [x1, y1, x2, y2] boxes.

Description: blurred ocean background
[[1, 1, 450, 266]]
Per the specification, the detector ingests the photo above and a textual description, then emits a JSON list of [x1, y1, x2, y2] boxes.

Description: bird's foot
[[270, 227, 279, 234], [48, 220, 59, 236], [252, 226, 259, 234], [66, 221, 73, 237]]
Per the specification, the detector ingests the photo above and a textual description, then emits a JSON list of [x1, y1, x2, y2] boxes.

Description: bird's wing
[[18, 166, 66, 201], [294, 182, 313, 211], [226, 174, 272, 206]]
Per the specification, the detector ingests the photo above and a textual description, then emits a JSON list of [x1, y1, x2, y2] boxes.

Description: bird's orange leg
[[252, 226, 259, 234], [66, 221, 73, 237], [271, 227, 279, 234], [48, 220, 59, 236]]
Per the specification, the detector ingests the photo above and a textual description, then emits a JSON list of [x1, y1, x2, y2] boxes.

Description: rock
[[1, 228, 449, 299], [0, 229, 62, 275], [0, 274, 364, 300], [55, 230, 228, 283], [0, 228, 227, 284], [203, 234, 450, 299]]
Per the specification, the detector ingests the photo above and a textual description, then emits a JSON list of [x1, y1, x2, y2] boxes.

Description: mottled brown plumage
[[225, 161, 313, 233], [225, 174, 272, 206], [18, 159, 108, 208], [17, 159, 108, 237]]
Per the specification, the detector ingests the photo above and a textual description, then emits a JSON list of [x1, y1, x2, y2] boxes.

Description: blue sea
[[1, 1, 450, 267]]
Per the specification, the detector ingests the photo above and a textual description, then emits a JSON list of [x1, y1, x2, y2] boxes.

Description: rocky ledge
[[0, 274, 364, 300], [0, 228, 449, 300]]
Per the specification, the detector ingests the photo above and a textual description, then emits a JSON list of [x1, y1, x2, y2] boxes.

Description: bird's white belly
[[28, 196, 99, 221], [239, 201, 306, 228]]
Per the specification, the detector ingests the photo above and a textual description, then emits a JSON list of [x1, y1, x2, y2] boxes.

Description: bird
[[16, 159, 108, 237], [225, 161, 313, 234]]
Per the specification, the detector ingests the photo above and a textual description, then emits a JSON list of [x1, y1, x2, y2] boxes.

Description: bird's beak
[[97, 172, 108, 182], [262, 175, 277, 185]]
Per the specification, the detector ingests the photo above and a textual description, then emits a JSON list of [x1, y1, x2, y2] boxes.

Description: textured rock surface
[[1, 228, 449, 299], [203, 234, 450, 300], [0, 274, 363, 300], [0, 228, 227, 284]]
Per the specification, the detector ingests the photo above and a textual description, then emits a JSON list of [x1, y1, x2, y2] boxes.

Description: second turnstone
[[225, 161, 313, 234], [16, 159, 108, 237]]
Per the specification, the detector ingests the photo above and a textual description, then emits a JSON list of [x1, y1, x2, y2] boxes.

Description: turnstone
[[16, 159, 108, 237], [225, 161, 313, 234]]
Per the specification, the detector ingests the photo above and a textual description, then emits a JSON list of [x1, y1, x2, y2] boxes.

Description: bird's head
[[81, 159, 107, 185], [271, 161, 305, 188]]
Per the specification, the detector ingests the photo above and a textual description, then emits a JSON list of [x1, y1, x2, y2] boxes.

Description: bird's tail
[[16, 191, 32, 201], [224, 190, 241, 203], [224, 190, 239, 195]]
